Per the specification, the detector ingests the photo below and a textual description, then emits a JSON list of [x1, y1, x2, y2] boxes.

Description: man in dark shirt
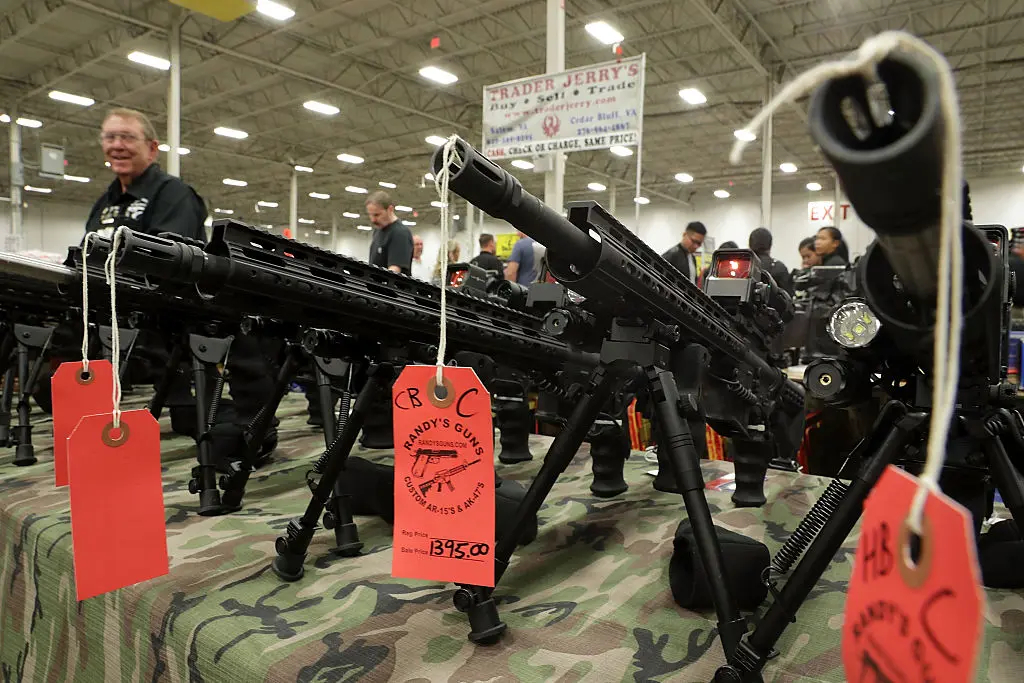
[[470, 233, 504, 280], [662, 221, 706, 282], [85, 108, 206, 240], [748, 227, 795, 296], [366, 190, 413, 274]]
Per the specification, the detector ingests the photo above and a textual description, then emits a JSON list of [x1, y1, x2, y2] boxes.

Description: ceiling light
[[609, 145, 633, 157], [16, 118, 42, 128], [127, 51, 170, 70], [675, 173, 693, 183], [337, 153, 364, 164], [454, 214, 460, 220], [734, 129, 756, 142], [298, 218, 315, 224], [256, 0, 295, 21], [779, 162, 798, 173], [0, 114, 9, 123], [419, 66, 459, 85], [257, 201, 279, 208], [806, 182, 822, 192], [395, 205, 412, 213], [294, 165, 314, 173], [303, 101, 339, 116], [424, 173, 435, 182], [585, 21, 624, 45], [63, 174, 91, 183], [378, 181, 397, 188], [634, 196, 650, 205], [679, 88, 707, 105], [425, 135, 448, 146], [511, 159, 535, 170], [314, 230, 330, 235], [214, 126, 248, 139], [104, 161, 111, 167], [157, 144, 189, 154], [48, 91, 94, 107], [345, 186, 368, 194], [403, 220, 416, 226], [430, 200, 447, 208], [714, 189, 730, 199], [309, 192, 331, 199], [356, 225, 373, 231], [222, 178, 248, 187], [587, 182, 607, 192], [214, 208, 233, 214], [24, 185, 51, 194], [342, 212, 360, 218]]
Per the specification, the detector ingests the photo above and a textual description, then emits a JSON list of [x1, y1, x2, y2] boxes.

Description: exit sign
[[808, 201, 851, 224]]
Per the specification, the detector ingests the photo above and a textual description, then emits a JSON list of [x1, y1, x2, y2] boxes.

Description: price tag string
[[102, 227, 126, 429], [79, 232, 101, 374], [729, 31, 964, 537], [432, 136, 464, 389]]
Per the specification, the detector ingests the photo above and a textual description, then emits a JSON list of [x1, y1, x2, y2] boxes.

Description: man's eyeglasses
[[100, 132, 145, 144]]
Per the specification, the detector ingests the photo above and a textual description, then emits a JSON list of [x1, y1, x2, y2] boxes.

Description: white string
[[431, 136, 463, 387], [103, 228, 125, 429], [729, 30, 963, 536], [79, 233, 99, 373]]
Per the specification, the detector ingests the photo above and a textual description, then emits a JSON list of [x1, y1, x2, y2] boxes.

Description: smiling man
[[85, 108, 207, 240]]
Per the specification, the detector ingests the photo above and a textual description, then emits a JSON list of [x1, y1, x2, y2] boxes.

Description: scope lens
[[714, 256, 752, 279], [828, 300, 881, 348], [448, 270, 467, 287]]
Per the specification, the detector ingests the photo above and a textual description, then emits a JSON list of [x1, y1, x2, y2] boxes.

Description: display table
[[1, 394, 1021, 682]]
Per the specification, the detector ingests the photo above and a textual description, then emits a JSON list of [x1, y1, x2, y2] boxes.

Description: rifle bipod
[[186, 333, 234, 516], [1, 324, 56, 465], [272, 362, 395, 581]]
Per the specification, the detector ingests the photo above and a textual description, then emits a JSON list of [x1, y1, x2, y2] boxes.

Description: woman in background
[[799, 237, 821, 269], [431, 239, 461, 285], [814, 226, 849, 266]]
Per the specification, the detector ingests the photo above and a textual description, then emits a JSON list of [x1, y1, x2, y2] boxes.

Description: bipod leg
[[589, 414, 630, 497], [12, 324, 55, 466], [219, 345, 304, 511], [452, 366, 618, 645], [0, 367, 14, 448], [149, 342, 186, 420], [186, 333, 233, 516], [715, 402, 919, 682], [494, 379, 533, 464], [986, 433, 1024, 531], [98, 325, 140, 387], [272, 363, 395, 582]]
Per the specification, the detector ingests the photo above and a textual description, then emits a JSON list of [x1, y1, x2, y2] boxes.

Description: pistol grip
[[731, 440, 770, 508]]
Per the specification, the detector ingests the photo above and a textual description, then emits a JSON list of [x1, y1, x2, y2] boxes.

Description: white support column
[[8, 109, 23, 253], [608, 180, 617, 215], [289, 169, 298, 235], [544, 0, 565, 214], [331, 213, 338, 252], [833, 173, 842, 232], [760, 75, 774, 229], [167, 13, 182, 177]]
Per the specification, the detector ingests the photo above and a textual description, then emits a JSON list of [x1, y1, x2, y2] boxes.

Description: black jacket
[[755, 252, 795, 296], [662, 244, 696, 281], [470, 251, 504, 279], [85, 163, 207, 241], [822, 252, 848, 267]]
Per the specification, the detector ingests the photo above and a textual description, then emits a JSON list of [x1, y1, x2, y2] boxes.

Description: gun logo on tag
[[411, 448, 459, 477], [418, 459, 482, 496]]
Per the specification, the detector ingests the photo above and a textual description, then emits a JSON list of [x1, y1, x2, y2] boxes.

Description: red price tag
[[51, 361, 114, 487], [68, 409, 168, 601], [843, 466, 984, 683], [391, 365, 495, 587]]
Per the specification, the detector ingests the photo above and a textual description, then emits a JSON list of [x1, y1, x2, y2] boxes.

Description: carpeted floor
[[1, 392, 1022, 682]]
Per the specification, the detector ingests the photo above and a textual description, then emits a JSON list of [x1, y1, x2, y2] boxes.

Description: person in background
[[470, 233, 504, 280], [505, 230, 538, 285], [799, 237, 821, 269], [365, 190, 413, 274], [662, 221, 707, 283], [699, 240, 737, 286], [749, 227, 794, 295], [432, 239, 461, 284], [815, 226, 849, 266], [410, 234, 431, 281]]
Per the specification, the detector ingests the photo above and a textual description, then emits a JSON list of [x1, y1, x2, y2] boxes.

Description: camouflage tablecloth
[[1, 393, 1021, 682]]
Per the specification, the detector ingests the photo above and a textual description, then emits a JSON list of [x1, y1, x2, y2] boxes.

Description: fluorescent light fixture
[[634, 196, 650, 205], [128, 51, 170, 70], [806, 182, 823, 192], [419, 66, 459, 85], [779, 162, 798, 173], [679, 88, 706, 105], [314, 230, 330, 235], [342, 212, 360, 218], [24, 185, 51, 194], [345, 186, 368, 194], [402, 220, 416, 226], [424, 173, 435, 182], [454, 214, 460, 220], [214, 208, 234, 214], [609, 145, 633, 157], [49, 91, 94, 107], [298, 218, 315, 224], [0, 114, 9, 123], [425, 135, 448, 146], [104, 161, 111, 167], [63, 174, 91, 183], [714, 189, 730, 199], [734, 129, 756, 142], [395, 205, 412, 213], [214, 126, 248, 139], [511, 159, 535, 170], [378, 181, 397, 188], [675, 172, 694, 183], [587, 182, 607, 192], [157, 144, 190, 154], [585, 21, 624, 45], [303, 100, 339, 116], [356, 225, 373, 231], [257, 201, 279, 208], [430, 200, 447, 208], [256, 0, 295, 21], [16, 118, 42, 128], [308, 192, 331, 199], [336, 153, 364, 164], [294, 165, 314, 173], [222, 178, 248, 187]]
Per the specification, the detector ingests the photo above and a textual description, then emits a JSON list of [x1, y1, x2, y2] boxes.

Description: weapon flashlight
[[827, 300, 881, 349]]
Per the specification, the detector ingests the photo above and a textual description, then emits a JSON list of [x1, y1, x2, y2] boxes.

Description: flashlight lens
[[828, 301, 881, 348]]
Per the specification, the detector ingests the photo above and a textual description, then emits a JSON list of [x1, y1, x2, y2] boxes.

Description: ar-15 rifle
[[419, 459, 482, 496], [412, 448, 459, 477], [430, 138, 805, 650]]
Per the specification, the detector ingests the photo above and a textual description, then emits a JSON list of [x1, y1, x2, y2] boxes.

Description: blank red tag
[[843, 466, 984, 683], [68, 409, 168, 601], [51, 361, 114, 488], [392, 365, 495, 587]]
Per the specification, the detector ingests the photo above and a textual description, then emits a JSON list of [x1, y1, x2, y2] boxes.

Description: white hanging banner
[[482, 55, 645, 159]]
